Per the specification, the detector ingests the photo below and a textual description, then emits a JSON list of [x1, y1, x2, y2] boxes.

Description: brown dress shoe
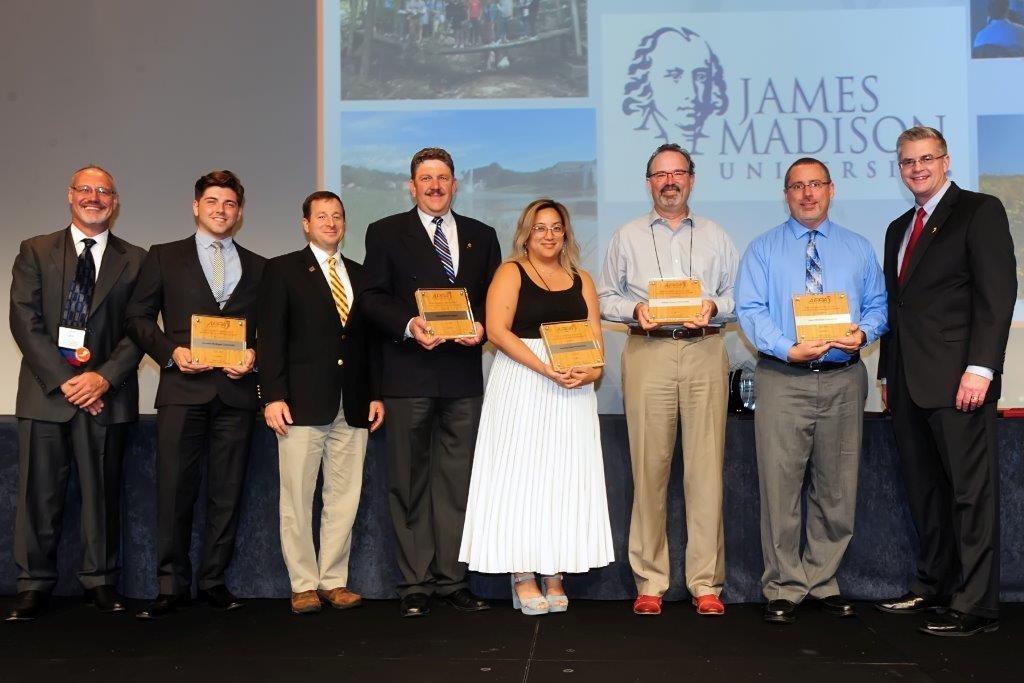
[[291, 590, 322, 614], [318, 587, 362, 610]]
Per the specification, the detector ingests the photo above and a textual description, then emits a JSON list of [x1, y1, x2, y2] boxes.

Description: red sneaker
[[633, 594, 662, 615], [692, 594, 725, 616]]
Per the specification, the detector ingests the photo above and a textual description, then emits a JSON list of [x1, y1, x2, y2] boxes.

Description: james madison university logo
[[622, 26, 728, 153]]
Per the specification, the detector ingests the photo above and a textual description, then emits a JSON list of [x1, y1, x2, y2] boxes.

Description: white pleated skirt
[[459, 337, 615, 575]]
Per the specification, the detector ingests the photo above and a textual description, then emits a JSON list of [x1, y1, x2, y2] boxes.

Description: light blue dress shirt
[[195, 231, 241, 307], [735, 217, 888, 363]]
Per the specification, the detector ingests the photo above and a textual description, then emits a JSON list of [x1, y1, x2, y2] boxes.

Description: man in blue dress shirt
[[736, 157, 887, 625]]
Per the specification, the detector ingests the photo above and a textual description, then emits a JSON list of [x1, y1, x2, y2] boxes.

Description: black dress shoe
[[84, 586, 126, 613], [400, 592, 431, 618], [5, 591, 48, 622], [442, 588, 490, 612], [763, 599, 796, 624], [919, 609, 998, 637], [136, 593, 189, 620], [196, 585, 244, 610], [875, 592, 946, 614], [818, 594, 856, 617]]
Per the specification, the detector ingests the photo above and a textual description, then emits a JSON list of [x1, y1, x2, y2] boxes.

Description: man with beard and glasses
[[360, 147, 501, 618], [7, 165, 145, 621], [598, 143, 738, 617]]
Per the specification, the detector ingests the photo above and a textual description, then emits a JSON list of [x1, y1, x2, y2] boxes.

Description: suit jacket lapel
[[451, 212, 475, 285], [50, 227, 78, 314], [303, 246, 343, 329], [89, 235, 127, 317], [402, 209, 451, 282], [900, 183, 959, 291], [185, 237, 221, 310]]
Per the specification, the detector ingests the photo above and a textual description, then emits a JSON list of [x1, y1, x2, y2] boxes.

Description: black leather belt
[[629, 326, 721, 339], [758, 352, 860, 372]]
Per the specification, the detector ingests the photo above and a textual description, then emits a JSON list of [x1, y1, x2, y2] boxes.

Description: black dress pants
[[155, 397, 254, 595]]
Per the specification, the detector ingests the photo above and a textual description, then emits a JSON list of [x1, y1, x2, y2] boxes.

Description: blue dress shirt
[[195, 231, 242, 307], [736, 217, 888, 362]]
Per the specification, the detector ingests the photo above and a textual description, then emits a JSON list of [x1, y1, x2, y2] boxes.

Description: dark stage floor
[[1, 597, 1017, 682]]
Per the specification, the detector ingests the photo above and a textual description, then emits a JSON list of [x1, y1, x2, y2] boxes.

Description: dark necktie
[[62, 238, 97, 329], [432, 216, 456, 283], [899, 207, 927, 285], [804, 230, 823, 294]]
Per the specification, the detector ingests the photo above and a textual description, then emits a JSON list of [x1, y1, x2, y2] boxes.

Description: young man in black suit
[[360, 147, 501, 617], [258, 191, 384, 615], [876, 127, 1016, 636], [126, 170, 266, 619], [7, 165, 145, 621]]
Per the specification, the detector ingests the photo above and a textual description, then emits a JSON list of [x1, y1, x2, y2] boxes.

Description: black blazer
[[360, 208, 501, 398], [125, 235, 266, 409], [257, 246, 380, 427], [878, 183, 1016, 408], [10, 227, 146, 425]]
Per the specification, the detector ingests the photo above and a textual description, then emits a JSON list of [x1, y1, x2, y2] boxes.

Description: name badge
[[58, 326, 86, 350]]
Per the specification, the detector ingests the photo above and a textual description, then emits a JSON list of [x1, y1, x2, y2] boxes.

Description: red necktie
[[898, 207, 927, 285]]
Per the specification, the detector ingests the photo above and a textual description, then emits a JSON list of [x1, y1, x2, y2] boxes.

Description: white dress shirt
[[417, 208, 460, 276], [69, 224, 108, 281], [309, 242, 354, 308]]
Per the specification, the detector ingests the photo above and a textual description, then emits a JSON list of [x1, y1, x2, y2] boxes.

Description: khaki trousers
[[623, 333, 728, 598], [278, 405, 368, 593]]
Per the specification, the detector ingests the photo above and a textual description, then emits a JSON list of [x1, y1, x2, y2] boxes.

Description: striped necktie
[[62, 238, 96, 329], [805, 230, 823, 294], [432, 216, 456, 283], [327, 256, 350, 326], [211, 240, 225, 308]]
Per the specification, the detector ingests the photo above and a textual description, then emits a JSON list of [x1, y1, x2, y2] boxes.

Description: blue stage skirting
[[1, 415, 1021, 602]]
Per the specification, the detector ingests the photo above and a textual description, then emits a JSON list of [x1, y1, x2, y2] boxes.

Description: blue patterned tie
[[432, 216, 456, 283], [62, 238, 96, 329], [805, 230, 823, 294]]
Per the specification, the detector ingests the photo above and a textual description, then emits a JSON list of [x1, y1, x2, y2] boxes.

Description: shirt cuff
[[965, 365, 994, 381], [771, 337, 796, 362], [404, 318, 414, 340]]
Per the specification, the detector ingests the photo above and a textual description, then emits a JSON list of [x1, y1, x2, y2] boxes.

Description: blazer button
[[341, 334, 347, 340], [337, 359, 344, 366]]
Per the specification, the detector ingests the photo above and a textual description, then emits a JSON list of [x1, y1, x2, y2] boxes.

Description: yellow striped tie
[[326, 256, 349, 326]]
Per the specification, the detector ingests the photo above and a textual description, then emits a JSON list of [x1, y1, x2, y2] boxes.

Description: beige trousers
[[278, 405, 368, 593], [622, 333, 728, 598]]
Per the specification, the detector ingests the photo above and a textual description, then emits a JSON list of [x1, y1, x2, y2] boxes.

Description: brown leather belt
[[628, 326, 721, 339]]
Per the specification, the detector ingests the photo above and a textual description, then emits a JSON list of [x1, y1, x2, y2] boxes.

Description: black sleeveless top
[[511, 262, 588, 339]]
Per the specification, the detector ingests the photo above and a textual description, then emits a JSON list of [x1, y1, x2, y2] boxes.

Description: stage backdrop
[[324, 0, 1024, 413], [0, 0, 1022, 416]]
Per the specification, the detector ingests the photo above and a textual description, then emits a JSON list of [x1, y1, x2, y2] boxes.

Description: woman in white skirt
[[459, 198, 614, 615]]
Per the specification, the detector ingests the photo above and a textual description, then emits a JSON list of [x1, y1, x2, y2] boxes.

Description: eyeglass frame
[[530, 224, 566, 236], [646, 169, 694, 182], [69, 184, 118, 198], [784, 179, 832, 193], [896, 153, 948, 170]]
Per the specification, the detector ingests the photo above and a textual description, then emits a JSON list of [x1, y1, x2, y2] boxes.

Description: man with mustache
[[598, 143, 739, 617], [735, 157, 887, 625], [875, 126, 1015, 637], [7, 165, 146, 621], [360, 148, 501, 618]]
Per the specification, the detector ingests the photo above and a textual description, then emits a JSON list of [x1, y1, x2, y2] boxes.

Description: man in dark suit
[[259, 191, 384, 615], [126, 170, 265, 619], [361, 147, 501, 617], [7, 165, 145, 621], [876, 126, 1016, 637]]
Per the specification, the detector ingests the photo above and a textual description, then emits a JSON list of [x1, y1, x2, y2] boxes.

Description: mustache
[[660, 184, 681, 194], [425, 189, 446, 196]]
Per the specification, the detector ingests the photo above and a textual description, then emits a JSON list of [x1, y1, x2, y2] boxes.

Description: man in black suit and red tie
[[126, 170, 266, 619], [360, 147, 501, 617], [7, 165, 146, 621], [875, 126, 1016, 637], [258, 191, 384, 615]]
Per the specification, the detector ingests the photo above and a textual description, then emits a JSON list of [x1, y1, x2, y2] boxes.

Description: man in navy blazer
[[360, 147, 501, 617]]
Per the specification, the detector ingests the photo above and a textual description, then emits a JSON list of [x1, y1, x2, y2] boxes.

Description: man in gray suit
[[6, 165, 146, 621]]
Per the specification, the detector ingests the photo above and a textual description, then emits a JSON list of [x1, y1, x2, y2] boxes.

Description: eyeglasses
[[70, 185, 117, 197], [785, 180, 831, 192], [531, 224, 565, 236], [646, 169, 693, 182], [897, 153, 947, 169]]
